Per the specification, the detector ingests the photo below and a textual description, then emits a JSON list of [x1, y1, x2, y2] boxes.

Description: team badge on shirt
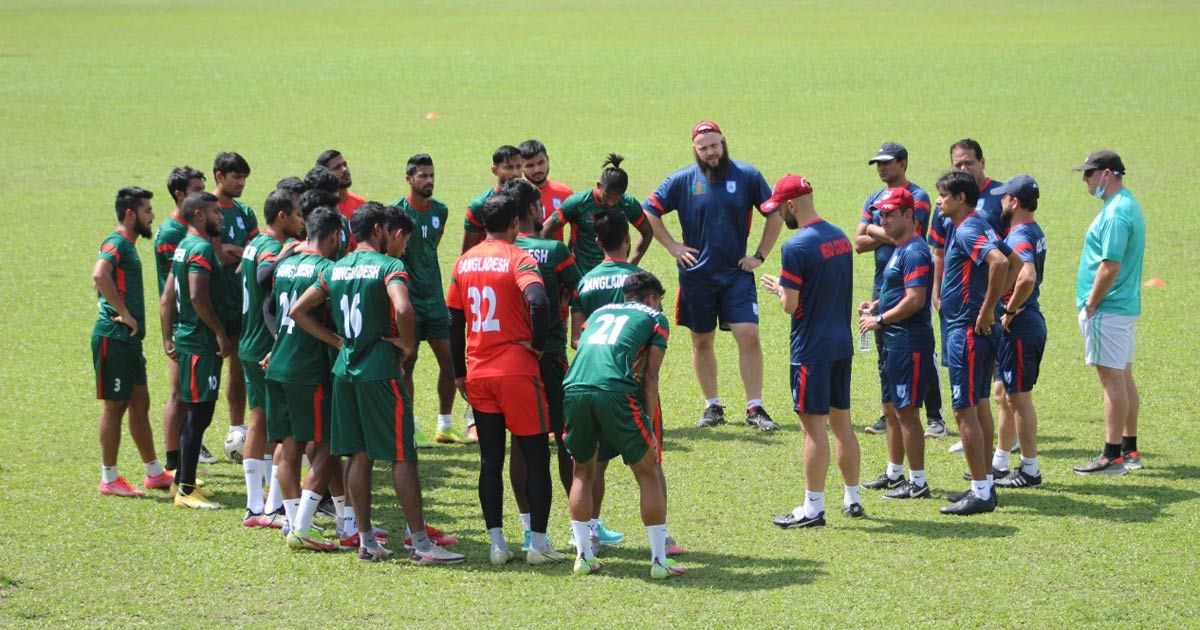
[[726, 181, 737, 193], [553, 198, 562, 210], [237, 217, 245, 230], [432, 217, 441, 229], [692, 179, 707, 195]]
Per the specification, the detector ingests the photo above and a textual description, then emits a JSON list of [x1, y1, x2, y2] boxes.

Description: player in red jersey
[[518, 139, 573, 241]]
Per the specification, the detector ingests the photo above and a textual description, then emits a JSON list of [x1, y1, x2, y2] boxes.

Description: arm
[[1001, 262, 1038, 331], [92, 259, 137, 338], [159, 272, 178, 360], [449, 306, 468, 397], [643, 211, 699, 267], [760, 275, 800, 315], [540, 213, 564, 240], [860, 288, 926, 335], [1001, 251, 1022, 299], [461, 231, 482, 253], [1085, 260, 1122, 314], [931, 248, 945, 310], [570, 311, 585, 349], [523, 282, 550, 355], [854, 222, 881, 253], [386, 282, 416, 360], [630, 218, 653, 266], [865, 224, 894, 246], [740, 211, 784, 272], [641, 345, 666, 426], [189, 272, 231, 357], [256, 242, 298, 287], [291, 284, 342, 350], [975, 249, 1011, 335]]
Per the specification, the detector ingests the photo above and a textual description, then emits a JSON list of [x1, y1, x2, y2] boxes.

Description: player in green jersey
[[238, 189, 304, 527], [394, 154, 466, 445], [212, 152, 259, 448], [461, 145, 523, 253], [159, 192, 230, 509], [156, 166, 209, 471], [93, 186, 169, 497], [563, 271, 684, 579], [291, 202, 463, 564], [507, 179, 583, 551], [539, 154, 653, 274]]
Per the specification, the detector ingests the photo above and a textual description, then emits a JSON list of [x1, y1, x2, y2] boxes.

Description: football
[[223, 425, 248, 463]]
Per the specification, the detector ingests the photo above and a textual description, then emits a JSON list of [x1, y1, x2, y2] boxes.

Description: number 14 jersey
[[266, 248, 335, 384]]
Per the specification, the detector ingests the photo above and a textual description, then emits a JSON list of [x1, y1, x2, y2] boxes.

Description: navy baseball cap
[[868, 142, 908, 164], [1072, 149, 1125, 175], [991, 174, 1040, 204]]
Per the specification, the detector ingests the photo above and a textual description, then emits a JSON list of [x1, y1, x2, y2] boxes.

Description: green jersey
[[396, 194, 448, 306], [217, 199, 259, 320], [564, 302, 669, 394], [463, 188, 496, 234], [266, 248, 335, 384], [321, 249, 409, 382], [93, 230, 145, 344], [572, 259, 646, 318], [336, 215, 352, 260], [554, 190, 646, 274], [238, 232, 285, 362], [515, 233, 582, 355], [154, 212, 188, 295], [171, 230, 224, 355]]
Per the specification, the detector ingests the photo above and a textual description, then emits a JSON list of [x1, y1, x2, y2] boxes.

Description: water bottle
[[858, 307, 871, 352]]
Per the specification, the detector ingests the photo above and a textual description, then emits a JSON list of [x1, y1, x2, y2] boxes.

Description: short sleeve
[[187, 243, 216, 275], [1097, 215, 1129, 263], [98, 237, 122, 266], [384, 260, 409, 287], [901, 250, 933, 290], [963, 225, 998, 266], [912, 190, 932, 237], [860, 196, 876, 225], [556, 196, 582, 225], [445, 272, 462, 309], [751, 169, 773, 214], [643, 174, 679, 217], [513, 251, 545, 292], [463, 205, 483, 234], [554, 246, 582, 293], [650, 313, 670, 349], [1008, 231, 1037, 264], [622, 196, 646, 227], [244, 208, 259, 237], [927, 207, 948, 249], [779, 239, 807, 290]]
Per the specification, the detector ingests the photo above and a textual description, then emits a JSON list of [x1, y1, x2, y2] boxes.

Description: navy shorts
[[945, 326, 997, 410], [790, 358, 851, 416], [675, 271, 758, 334], [998, 313, 1046, 394], [882, 347, 935, 410]]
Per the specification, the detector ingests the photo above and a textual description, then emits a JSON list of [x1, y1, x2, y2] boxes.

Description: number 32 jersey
[[320, 248, 409, 382], [446, 238, 544, 379]]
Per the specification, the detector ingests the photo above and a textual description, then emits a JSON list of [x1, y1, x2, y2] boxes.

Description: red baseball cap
[[761, 174, 814, 213], [870, 187, 915, 213], [691, 120, 723, 139]]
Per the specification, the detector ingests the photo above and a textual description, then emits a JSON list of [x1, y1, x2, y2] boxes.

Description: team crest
[[1004, 370, 1013, 384], [553, 198, 562, 210], [692, 179, 708, 195], [432, 217, 441, 229], [896, 385, 908, 400], [726, 180, 737, 194], [236, 217, 245, 230], [952, 385, 961, 399]]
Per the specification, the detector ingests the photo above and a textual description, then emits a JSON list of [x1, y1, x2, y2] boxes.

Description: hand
[[259, 352, 271, 370], [667, 242, 700, 268], [455, 377, 469, 401], [858, 300, 874, 316], [859, 316, 880, 335], [381, 337, 409, 361], [738, 255, 762, 272], [216, 333, 232, 358], [113, 310, 138, 338], [518, 340, 543, 360], [570, 338, 579, 350], [280, 240, 301, 256], [760, 274, 782, 297], [975, 309, 995, 336], [332, 335, 344, 350], [162, 338, 177, 361], [1001, 306, 1023, 332], [932, 294, 942, 311]]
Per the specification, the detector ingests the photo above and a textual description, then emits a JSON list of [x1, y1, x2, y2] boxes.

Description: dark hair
[[599, 153, 629, 194], [950, 138, 984, 161], [275, 176, 307, 195], [213, 151, 250, 176], [304, 166, 339, 194], [385, 205, 417, 234], [936, 171, 980, 206], [1015, 194, 1039, 212], [623, 271, 665, 302], [263, 189, 298, 224], [349, 201, 389, 242], [492, 145, 521, 166], [305, 207, 343, 242], [406, 153, 434, 176], [115, 187, 153, 221], [480, 193, 520, 233], [502, 179, 540, 219], [518, 139, 547, 160], [593, 209, 629, 252], [167, 166, 205, 202], [299, 189, 339, 219], [315, 149, 342, 168], [181, 191, 218, 220]]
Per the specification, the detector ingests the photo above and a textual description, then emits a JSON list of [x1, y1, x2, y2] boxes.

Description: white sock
[[101, 465, 119, 484], [886, 461, 904, 479], [571, 520, 594, 560], [1020, 456, 1040, 477], [705, 397, 722, 408], [971, 479, 990, 501], [332, 495, 346, 522], [437, 414, 453, 431], [295, 490, 321, 533], [992, 448, 1011, 471], [803, 490, 825, 518], [588, 518, 600, 533], [465, 407, 476, 428], [265, 465, 283, 513], [341, 511, 357, 537], [530, 532, 546, 550], [243, 458, 265, 513], [282, 498, 301, 531], [487, 527, 507, 550], [746, 398, 762, 410], [144, 460, 165, 477], [261, 453, 273, 487], [843, 484, 861, 508], [647, 523, 668, 564], [909, 469, 926, 487], [519, 513, 532, 533]]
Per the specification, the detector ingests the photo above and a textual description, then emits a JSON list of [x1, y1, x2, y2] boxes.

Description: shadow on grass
[[999, 481, 1200, 523], [667, 425, 783, 448], [863, 517, 1018, 540], [1141, 464, 1200, 482]]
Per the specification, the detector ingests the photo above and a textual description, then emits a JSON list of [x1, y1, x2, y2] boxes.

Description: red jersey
[[447, 238, 544, 378], [338, 192, 367, 248], [539, 180, 573, 241]]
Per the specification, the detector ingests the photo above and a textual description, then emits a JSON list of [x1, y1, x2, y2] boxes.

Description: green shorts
[[177, 352, 223, 403], [241, 358, 267, 409], [331, 376, 416, 462], [266, 379, 331, 443], [92, 335, 147, 401], [563, 388, 656, 465], [540, 352, 568, 437], [413, 300, 450, 341]]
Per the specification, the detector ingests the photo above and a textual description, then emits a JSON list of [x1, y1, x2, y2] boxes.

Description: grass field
[[1, 0, 1199, 626]]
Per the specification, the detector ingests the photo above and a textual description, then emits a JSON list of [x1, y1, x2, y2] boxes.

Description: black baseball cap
[[1072, 150, 1125, 175], [868, 142, 908, 164], [991, 174, 1040, 205]]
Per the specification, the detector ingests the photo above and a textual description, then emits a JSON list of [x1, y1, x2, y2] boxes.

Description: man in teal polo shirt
[[1071, 150, 1145, 476]]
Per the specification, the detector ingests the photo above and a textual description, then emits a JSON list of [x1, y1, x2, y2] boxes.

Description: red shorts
[[467, 374, 550, 436]]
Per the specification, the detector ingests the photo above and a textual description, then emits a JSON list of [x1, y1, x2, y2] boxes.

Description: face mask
[[1092, 171, 1110, 200]]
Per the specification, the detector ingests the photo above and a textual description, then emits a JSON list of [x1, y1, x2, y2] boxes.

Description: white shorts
[[1078, 310, 1137, 369]]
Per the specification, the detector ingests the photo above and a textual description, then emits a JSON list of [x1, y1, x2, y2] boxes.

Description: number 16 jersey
[[446, 238, 544, 379], [321, 248, 409, 383]]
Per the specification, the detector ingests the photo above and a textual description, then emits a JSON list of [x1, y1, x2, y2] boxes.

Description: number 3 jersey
[[446, 238, 544, 379], [265, 247, 335, 384], [564, 301, 670, 394], [320, 248, 409, 383]]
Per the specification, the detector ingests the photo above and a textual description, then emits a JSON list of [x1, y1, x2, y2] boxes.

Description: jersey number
[[174, 277, 182, 314], [339, 294, 363, 339], [422, 225, 428, 239], [587, 314, 629, 346], [278, 291, 297, 335], [242, 276, 251, 315], [467, 286, 501, 333]]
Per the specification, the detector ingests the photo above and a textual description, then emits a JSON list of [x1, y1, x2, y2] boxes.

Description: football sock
[[487, 527, 508, 551], [530, 532, 546, 550], [1103, 442, 1122, 459], [265, 465, 283, 514], [843, 484, 861, 508], [1122, 435, 1137, 453], [909, 469, 926, 487], [437, 414, 453, 432], [992, 448, 1011, 471], [519, 513, 532, 532], [165, 449, 179, 472], [282, 498, 300, 531], [101, 465, 119, 484], [360, 533, 378, 550], [803, 490, 825, 518], [177, 401, 215, 489], [332, 495, 347, 523], [588, 518, 600, 532], [886, 462, 904, 479], [243, 458, 266, 513], [1020, 456, 1040, 477], [410, 528, 433, 552], [514, 433, 552, 535], [705, 397, 722, 408], [144, 459, 165, 477], [746, 398, 762, 410], [261, 453, 273, 488], [295, 490, 321, 532], [464, 406, 476, 428], [476, 411, 506, 530], [341, 512, 357, 537], [571, 520, 594, 560], [647, 523, 668, 564], [971, 479, 990, 501]]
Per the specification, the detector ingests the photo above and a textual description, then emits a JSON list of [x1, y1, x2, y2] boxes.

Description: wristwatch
[[875, 313, 884, 326], [753, 251, 765, 263]]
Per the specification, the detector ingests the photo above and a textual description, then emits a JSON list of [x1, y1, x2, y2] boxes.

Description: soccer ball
[[223, 425, 248, 463]]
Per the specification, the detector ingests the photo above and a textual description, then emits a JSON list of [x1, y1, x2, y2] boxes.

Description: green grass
[[1, 0, 1199, 626]]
